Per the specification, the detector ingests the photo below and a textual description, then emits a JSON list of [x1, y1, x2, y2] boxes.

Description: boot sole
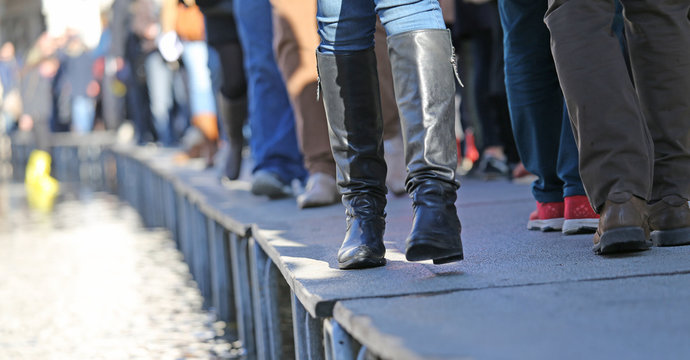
[[339, 256, 386, 270], [651, 227, 690, 247], [406, 241, 463, 264], [562, 218, 599, 235], [527, 218, 564, 232], [251, 178, 292, 199], [593, 227, 650, 255]]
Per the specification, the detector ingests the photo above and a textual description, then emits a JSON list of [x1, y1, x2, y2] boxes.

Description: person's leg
[[317, 0, 388, 269], [71, 95, 95, 133], [498, 0, 567, 204], [214, 39, 247, 181], [376, 0, 463, 263], [545, 0, 653, 254], [469, 20, 512, 178], [181, 41, 217, 119], [621, 0, 690, 246], [498, 0, 596, 234], [144, 52, 174, 145], [234, 0, 307, 197], [374, 19, 407, 196], [271, 0, 339, 208], [181, 40, 219, 167]]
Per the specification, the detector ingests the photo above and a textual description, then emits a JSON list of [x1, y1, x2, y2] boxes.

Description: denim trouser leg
[[498, 0, 584, 203], [317, 0, 445, 53], [126, 77, 155, 144], [181, 41, 217, 117], [145, 52, 174, 146], [234, 0, 306, 183], [71, 95, 95, 133]]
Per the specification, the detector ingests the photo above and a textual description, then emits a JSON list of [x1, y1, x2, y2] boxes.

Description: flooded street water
[[0, 183, 241, 359]]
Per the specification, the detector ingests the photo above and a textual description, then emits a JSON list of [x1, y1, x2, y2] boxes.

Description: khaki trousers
[[545, 0, 690, 211], [271, 0, 400, 177]]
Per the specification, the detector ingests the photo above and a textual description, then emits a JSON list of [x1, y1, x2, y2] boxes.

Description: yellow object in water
[[25, 150, 60, 211]]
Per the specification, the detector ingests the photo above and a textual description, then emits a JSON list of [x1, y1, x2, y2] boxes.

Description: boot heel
[[406, 241, 463, 263], [432, 253, 464, 265], [651, 227, 690, 247], [594, 227, 650, 255]]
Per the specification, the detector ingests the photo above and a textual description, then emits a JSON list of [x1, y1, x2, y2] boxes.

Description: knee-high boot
[[387, 29, 463, 264], [218, 95, 247, 180], [317, 48, 388, 270]]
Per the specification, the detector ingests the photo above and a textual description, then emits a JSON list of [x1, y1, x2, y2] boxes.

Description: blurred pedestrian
[[270, 0, 406, 208], [316, 0, 464, 268], [453, 0, 518, 179], [196, 0, 248, 181], [19, 34, 59, 148], [0, 42, 22, 134], [233, 0, 308, 198], [545, 0, 690, 254], [133, 0, 183, 146], [160, 0, 220, 166], [100, 0, 130, 131], [59, 35, 98, 133]]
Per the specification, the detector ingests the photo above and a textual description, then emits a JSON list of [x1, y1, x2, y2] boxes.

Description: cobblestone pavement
[[0, 184, 241, 359]]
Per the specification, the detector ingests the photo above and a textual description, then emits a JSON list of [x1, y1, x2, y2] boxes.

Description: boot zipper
[[316, 62, 322, 101], [450, 46, 464, 88]]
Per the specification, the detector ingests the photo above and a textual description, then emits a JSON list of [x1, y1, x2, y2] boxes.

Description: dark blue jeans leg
[[498, 0, 584, 203], [234, 0, 307, 183], [558, 105, 585, 198]]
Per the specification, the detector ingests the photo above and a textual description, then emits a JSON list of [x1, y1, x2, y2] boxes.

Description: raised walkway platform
[[112, 144, 690, 360]]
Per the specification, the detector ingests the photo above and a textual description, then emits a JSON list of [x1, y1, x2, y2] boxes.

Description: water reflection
[[0, 183, 241, 359]]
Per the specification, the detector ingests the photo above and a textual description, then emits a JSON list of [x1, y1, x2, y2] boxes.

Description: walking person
[[545, 0, 690, 254], [497, 0, 599, 235], [234, 0, 308, 198], [270, 0, 407, 208], [197, 0, 248, 181], [317, 0, 464, 269]]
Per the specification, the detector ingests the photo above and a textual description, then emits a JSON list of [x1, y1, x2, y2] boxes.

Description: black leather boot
[[387, 29, 464, 264], [317, 48, 388, 270], [218, 95, 247, 181]]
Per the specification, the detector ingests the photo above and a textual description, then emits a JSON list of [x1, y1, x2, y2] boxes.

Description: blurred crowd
[[2, 0, 687, 260], [6, 0, 676, 241], [0, 0, 527, 206]]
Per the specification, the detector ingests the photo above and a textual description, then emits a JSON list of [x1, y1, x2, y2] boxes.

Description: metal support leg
[[323, 319, 360, 360], [248, 238, 295, 360], [209, 218, 233, 319], [292, 291, 324, 360], [230, 232, 256, 358], [192, 206, 211, 304]]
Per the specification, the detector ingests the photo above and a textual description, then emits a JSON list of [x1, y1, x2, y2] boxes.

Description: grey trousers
[[544, 0, 690, 211]]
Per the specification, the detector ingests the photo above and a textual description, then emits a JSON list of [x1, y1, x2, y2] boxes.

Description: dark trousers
[[545, 0, 690, 210], [498, 0, 584, 203]]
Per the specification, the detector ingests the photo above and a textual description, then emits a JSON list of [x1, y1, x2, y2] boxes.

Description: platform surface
[[117, 145, 690, 359]]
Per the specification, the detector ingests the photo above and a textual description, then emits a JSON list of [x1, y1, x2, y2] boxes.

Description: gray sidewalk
[[119, 145, 690, 359]]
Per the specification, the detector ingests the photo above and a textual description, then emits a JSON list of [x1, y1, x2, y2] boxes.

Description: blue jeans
[[233, 0, 306, 183], [145, 52, 176, 145], [498, 0, 584, 203], [181, 41, 217, 117], [317, 0, 445, 53], [145, 52, 190, 146], [72, 95, 95, 133]]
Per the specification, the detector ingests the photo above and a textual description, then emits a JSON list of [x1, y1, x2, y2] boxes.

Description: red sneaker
[[527, 201, 565, 231], [563, 195, 599, 234]]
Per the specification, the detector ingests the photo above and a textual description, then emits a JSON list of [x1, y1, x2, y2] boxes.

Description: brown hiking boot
[[648, 195, 690, 246], [593, 192, 651, 255]]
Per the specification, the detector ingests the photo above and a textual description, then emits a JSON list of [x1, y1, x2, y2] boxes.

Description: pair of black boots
[[317, 29, 464, 270]]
